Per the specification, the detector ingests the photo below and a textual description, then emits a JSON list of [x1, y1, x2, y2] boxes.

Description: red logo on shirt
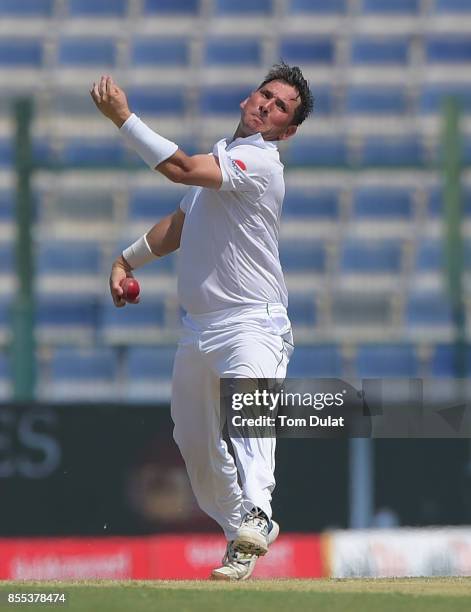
[[234, 159, 247, 171]]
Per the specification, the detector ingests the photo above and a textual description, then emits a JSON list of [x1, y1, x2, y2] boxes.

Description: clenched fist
[[90, 75, 131, 128]]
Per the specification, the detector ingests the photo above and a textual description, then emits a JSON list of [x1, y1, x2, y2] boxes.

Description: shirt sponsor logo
[[233, 159, 247, 171]]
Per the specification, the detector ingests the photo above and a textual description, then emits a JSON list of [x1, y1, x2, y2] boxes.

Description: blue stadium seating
[[287, 294, 316, 326], [279, 241, 326, 272], [310, 85, 335, 115], [67, 0, 127, 16], [37, 242, 101, 275], [0, 140, 12, 167], [352, 187, 413, 218], [50, 347, 117, 381], [426, 36, 471, 63], [61, 139, 127, 168], [285, 136, 349, 167], [0, 0, 53, 16], [279, 38, 334, 64], [346, 86, 408, 115], [406, 292, 453, 326], [355, 344, 418, 377], [101, 300, 166, 333], [204, 39, 261, 66], [0, 243, 13, 273], [332, 293, 392, 326], [430, 344, 471, 377], [130, 39, 189, 67], [351, 38, 409, 65], [360, 0, 419, 14], [288, 0, 346, 14], [127, 88, 185, 115], [144, 0, 199, 14], [35, 299, 99, 335], [214, 0, 272, 15], [415, 240, 444, 272], [283, 188, 339, 218], [434, 0, 471, 12], [340, 240, 402, 273], [419, 84, 471, 114], [287, 345, 343, 377], [127, 346, 176, 380], [0, 190, 13, 222], [58, 38, 116, 66], [0, 40, 42, 67], [360, 135, 424, 167], [128, 188, 185, 221], [199, 87, 249, 115]]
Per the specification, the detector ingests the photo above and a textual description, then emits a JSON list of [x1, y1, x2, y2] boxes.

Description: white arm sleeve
[[120, 113, 179, 170]]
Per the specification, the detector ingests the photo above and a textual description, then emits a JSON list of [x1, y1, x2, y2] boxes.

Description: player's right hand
[[109, 255, 137, 307], [90, 75, 132, 128]]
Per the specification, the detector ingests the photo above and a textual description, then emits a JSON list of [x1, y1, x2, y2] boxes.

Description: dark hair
[[258, 61, 313, 126]]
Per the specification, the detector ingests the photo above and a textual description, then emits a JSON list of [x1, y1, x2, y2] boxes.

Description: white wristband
[[120, 113, 178, 169], [122, 234, 157, 269]]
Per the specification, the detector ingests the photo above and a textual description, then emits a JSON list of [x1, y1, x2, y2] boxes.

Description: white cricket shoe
[[211, 520, 279, 581], [233, 507, 273, 556]]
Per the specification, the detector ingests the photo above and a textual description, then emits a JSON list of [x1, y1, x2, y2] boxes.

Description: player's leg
[[170, 332, 243, 541]]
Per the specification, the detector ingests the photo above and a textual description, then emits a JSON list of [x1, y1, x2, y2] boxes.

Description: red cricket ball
[[120, 277, 140, 302]]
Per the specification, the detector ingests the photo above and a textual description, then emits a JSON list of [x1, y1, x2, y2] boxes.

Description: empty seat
[[0, 40, 42, 67], [426, 36, 471, 63], [415, 240, 444, 272], [128, 188, 186, 221], [340, 240, 402, 273], [346, 86, 408, 115], [279, 241, 326, 272], [406, 291, 453, 326], [58, 38, 116, 66], [0, 243, 13, 273], [310, 85, 335, 115], [355, 344, 418, 377], [67, 0, 127, 16], [287, 294, 316, 326], [0, 190, 13, 222], [360, 135, 424, 167], [0, 0, 53, 16], [61, 138, 127, 168], [419, 84, 471, 114], [101, 299, 166, 344], [288, 0, 346, 14], [434, 0, 471, 12], [204, 39, 261, 66], [199, 87, 248, 115], [130, 38, 189, 67], [332, 293, 393, 326], [360, 0, 419, 14], [37, 242, 101, 274], [214, 0, 272, 15], [351, 37, 409, 65], [143, 0, 199, 14], [126, 346, 176, 401], [283, 188, 339, 218], [0, 140, 13, 167], [288, 345, 343, 377], [127, 88, 185, 115], [279, 37, 334, 64], [430, 344, 471, 377], [352, 187, 413, 219], [285, 136, 348, 167], [35, 298, 98, 342]]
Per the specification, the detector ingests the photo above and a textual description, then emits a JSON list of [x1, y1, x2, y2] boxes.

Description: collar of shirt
[[224, 132, 279, 151]]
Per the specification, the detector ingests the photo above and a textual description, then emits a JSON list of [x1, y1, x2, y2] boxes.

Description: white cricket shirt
[[177, 133, 288, 315]]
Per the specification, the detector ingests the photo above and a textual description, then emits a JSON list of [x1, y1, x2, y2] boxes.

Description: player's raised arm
[[90, 75, 222, 189]]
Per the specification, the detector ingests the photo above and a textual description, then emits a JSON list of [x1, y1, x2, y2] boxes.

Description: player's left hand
[[90, 75, 132, 128]]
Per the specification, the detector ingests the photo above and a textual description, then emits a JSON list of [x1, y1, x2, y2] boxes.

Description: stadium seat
[[434, 0, 471, 12], [143, 0, 199, 14], [128, 188, 186, 221], [360, 0, 419, 14], [204, 39, 261, 66], [345, 86, 408, 115], [283, 188, 339, 219], [0, 140, 12, 168], [35, 298, 99, 343], [101, 299, 166, 344], [279, 38, 334, 64], [127, 88, 185, 115], [426, 36, 471, 63], [126, 346, 176, 401], [419, 84, 471, 115], [285, 136, 349, 168], [0, 40, 42, 67], [351, 38, 409, 65], [310, 85, 335, 115], [287, 0, 346, 14], [355, 344, 418, 378], [214, 0, 272, 15], [61, 139, 128, 168], [0, 243, 13, 273], [279, 241, 326, 272], [423, 186, 471, 218], [406, 291, 453, 326], [130, 39, 189, 67], [360, 135, 424, 167], [287, 345, 343, 377], [0, 0, 53, 16], [0, 190, 13, 223], [351, 187, 413, 219], [37, 242, 101, 275], [430, 344, 471, 377], [199, 87, 249, 115], [287, 294, 316, 326], [340, 240, 402, 273], [57, 38, 116, 66], [67, 0, 127, 16], [331, 293, 393, 326], [415, 240, 444, 272]]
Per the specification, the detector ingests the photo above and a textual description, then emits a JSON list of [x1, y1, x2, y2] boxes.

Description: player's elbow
[[159, 152, 195, 185]]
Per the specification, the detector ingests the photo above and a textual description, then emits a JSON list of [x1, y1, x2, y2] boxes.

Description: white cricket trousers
[[171, 303, 293, 541]]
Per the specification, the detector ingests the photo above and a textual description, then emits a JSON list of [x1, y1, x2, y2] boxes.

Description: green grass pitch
[[0, 578, 470, 611]]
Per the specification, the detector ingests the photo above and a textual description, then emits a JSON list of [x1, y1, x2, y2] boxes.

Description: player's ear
[[240, 97, 249, 110], [279, 125, 297, 141]]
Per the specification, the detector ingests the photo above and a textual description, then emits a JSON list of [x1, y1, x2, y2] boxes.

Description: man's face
[[239, 80, 301, 141]]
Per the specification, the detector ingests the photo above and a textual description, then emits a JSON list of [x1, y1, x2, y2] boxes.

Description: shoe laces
[[242, 507, 269, 532], [223, 542, 255, 568]]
